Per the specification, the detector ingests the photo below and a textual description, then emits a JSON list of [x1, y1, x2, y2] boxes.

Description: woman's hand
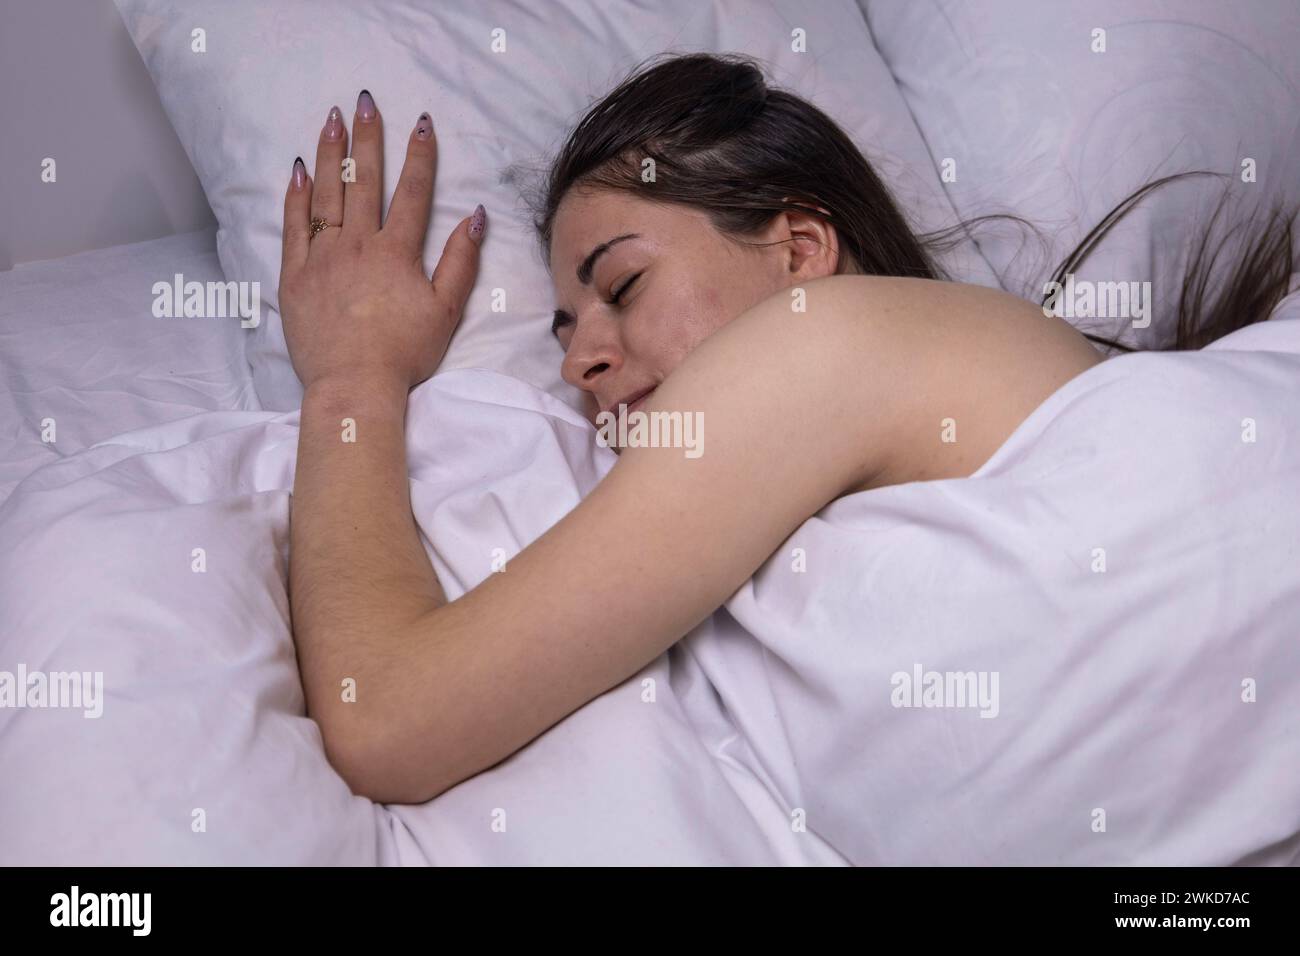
[[279, 91, 485, 393]]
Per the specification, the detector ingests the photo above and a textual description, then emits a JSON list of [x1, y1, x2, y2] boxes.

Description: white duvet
[[3, 315, 1299, 865]]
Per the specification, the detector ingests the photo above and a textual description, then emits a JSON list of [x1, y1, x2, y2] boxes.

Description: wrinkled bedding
[[0, 230, 256, 504], [3, 312, 1299, 865]]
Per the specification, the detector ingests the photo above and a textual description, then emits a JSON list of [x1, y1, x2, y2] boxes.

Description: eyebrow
[[551, 233, 641, 337]]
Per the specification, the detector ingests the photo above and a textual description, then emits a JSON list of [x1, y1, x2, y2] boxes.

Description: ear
[[775, 198, 841, 280]]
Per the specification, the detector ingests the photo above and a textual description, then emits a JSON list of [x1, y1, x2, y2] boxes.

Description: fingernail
[[415, 112, 432, 140], [468, 204, 486, 242], [292, 156, 306, 190], [357, 89, 376, 122], [323, 105, 343, 141]]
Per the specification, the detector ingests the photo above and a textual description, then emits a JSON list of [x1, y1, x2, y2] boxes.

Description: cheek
[[625, 285, 730, 370], [668, 287, 732, 359], [684, 285, 733, 343]]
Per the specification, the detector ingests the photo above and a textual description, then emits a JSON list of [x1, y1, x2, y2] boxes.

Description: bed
[[2, 0, 1298, 866]]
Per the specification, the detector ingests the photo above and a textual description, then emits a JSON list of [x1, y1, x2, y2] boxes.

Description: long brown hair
[[521, 52, 1296, 353]]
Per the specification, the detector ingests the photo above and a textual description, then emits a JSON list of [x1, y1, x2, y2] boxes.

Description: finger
[[384, 112, 436, 253], [343, 89, 383, 235], [431, 205, 486, 321], [311, 104, 349, 233], [282, 156, 313, 274]]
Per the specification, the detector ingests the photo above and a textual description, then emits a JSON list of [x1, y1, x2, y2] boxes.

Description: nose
[[560, 313, 623, 397]]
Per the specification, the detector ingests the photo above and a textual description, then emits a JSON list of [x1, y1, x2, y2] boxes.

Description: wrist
[[303, 373, 409, 418]]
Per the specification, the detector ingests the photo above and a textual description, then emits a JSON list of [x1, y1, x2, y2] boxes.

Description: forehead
[[549, 188, 696, 278]]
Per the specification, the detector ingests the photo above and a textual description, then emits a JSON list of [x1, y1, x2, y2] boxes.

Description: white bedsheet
[[0, 229, 257, 504], [3, 307, 1299, 864], [0, 369, 841, 865], [701, 313, 1300, 865]]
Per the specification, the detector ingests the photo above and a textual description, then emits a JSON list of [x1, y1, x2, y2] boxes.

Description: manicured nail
[[468, 204, 486, 242], [357, 89, 376, 122], [415, 112, 432, 140], [292, 156, 306, 189], [323, 105, 343, 141]]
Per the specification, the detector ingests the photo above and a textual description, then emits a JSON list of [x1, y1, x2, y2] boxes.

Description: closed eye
[[611, 271, 642, 305], [551, 271, 642, 339]]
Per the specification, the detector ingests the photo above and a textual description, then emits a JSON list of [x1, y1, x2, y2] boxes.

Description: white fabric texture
[[0, 229, 256, 504], [863, 0, 1300, 347], [4, 317, 1300, 864], [0, 367, 843, 865], [705, 314, 1300, 865], [111, 0, 998, 413]]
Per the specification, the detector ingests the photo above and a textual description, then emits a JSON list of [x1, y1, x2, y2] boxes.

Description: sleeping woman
[[278, 53, 1296, 803]]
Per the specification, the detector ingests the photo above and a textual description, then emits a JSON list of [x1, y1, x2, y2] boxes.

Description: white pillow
[[113, 0, 997, 412], [864, 0, 1300, 347]]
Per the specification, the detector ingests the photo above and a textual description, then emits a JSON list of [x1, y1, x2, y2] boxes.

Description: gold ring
[[309, 217, 338, 238]]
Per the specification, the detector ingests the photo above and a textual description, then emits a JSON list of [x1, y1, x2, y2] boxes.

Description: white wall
[[0, 0, 214, 270]]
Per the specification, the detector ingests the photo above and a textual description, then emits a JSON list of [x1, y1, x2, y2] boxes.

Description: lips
[[626, 387, 658, 414], [603, 385, 656, 418]]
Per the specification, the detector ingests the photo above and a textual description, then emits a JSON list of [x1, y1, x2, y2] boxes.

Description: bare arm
[[289, 376, 450, 780], [294, 270, 1099, 805], [280, 97, 1102, 805], [298, 274, 890, 802], [278, 95, 479, 783]]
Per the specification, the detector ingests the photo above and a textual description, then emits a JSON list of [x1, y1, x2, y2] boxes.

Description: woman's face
[[549, 187, 842, 424]]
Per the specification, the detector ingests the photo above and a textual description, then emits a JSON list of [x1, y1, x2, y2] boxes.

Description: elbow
[[301, 615, 464, 804], [314, 705, 456, 806], [319, 724, 399, 805]]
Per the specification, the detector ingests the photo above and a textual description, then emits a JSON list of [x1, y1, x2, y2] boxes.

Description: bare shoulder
[[705, 273, 1091, 360], [686, 273, 1105, 487], [826, 274, 1104, 485], [751, 272, 1090, 351]]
